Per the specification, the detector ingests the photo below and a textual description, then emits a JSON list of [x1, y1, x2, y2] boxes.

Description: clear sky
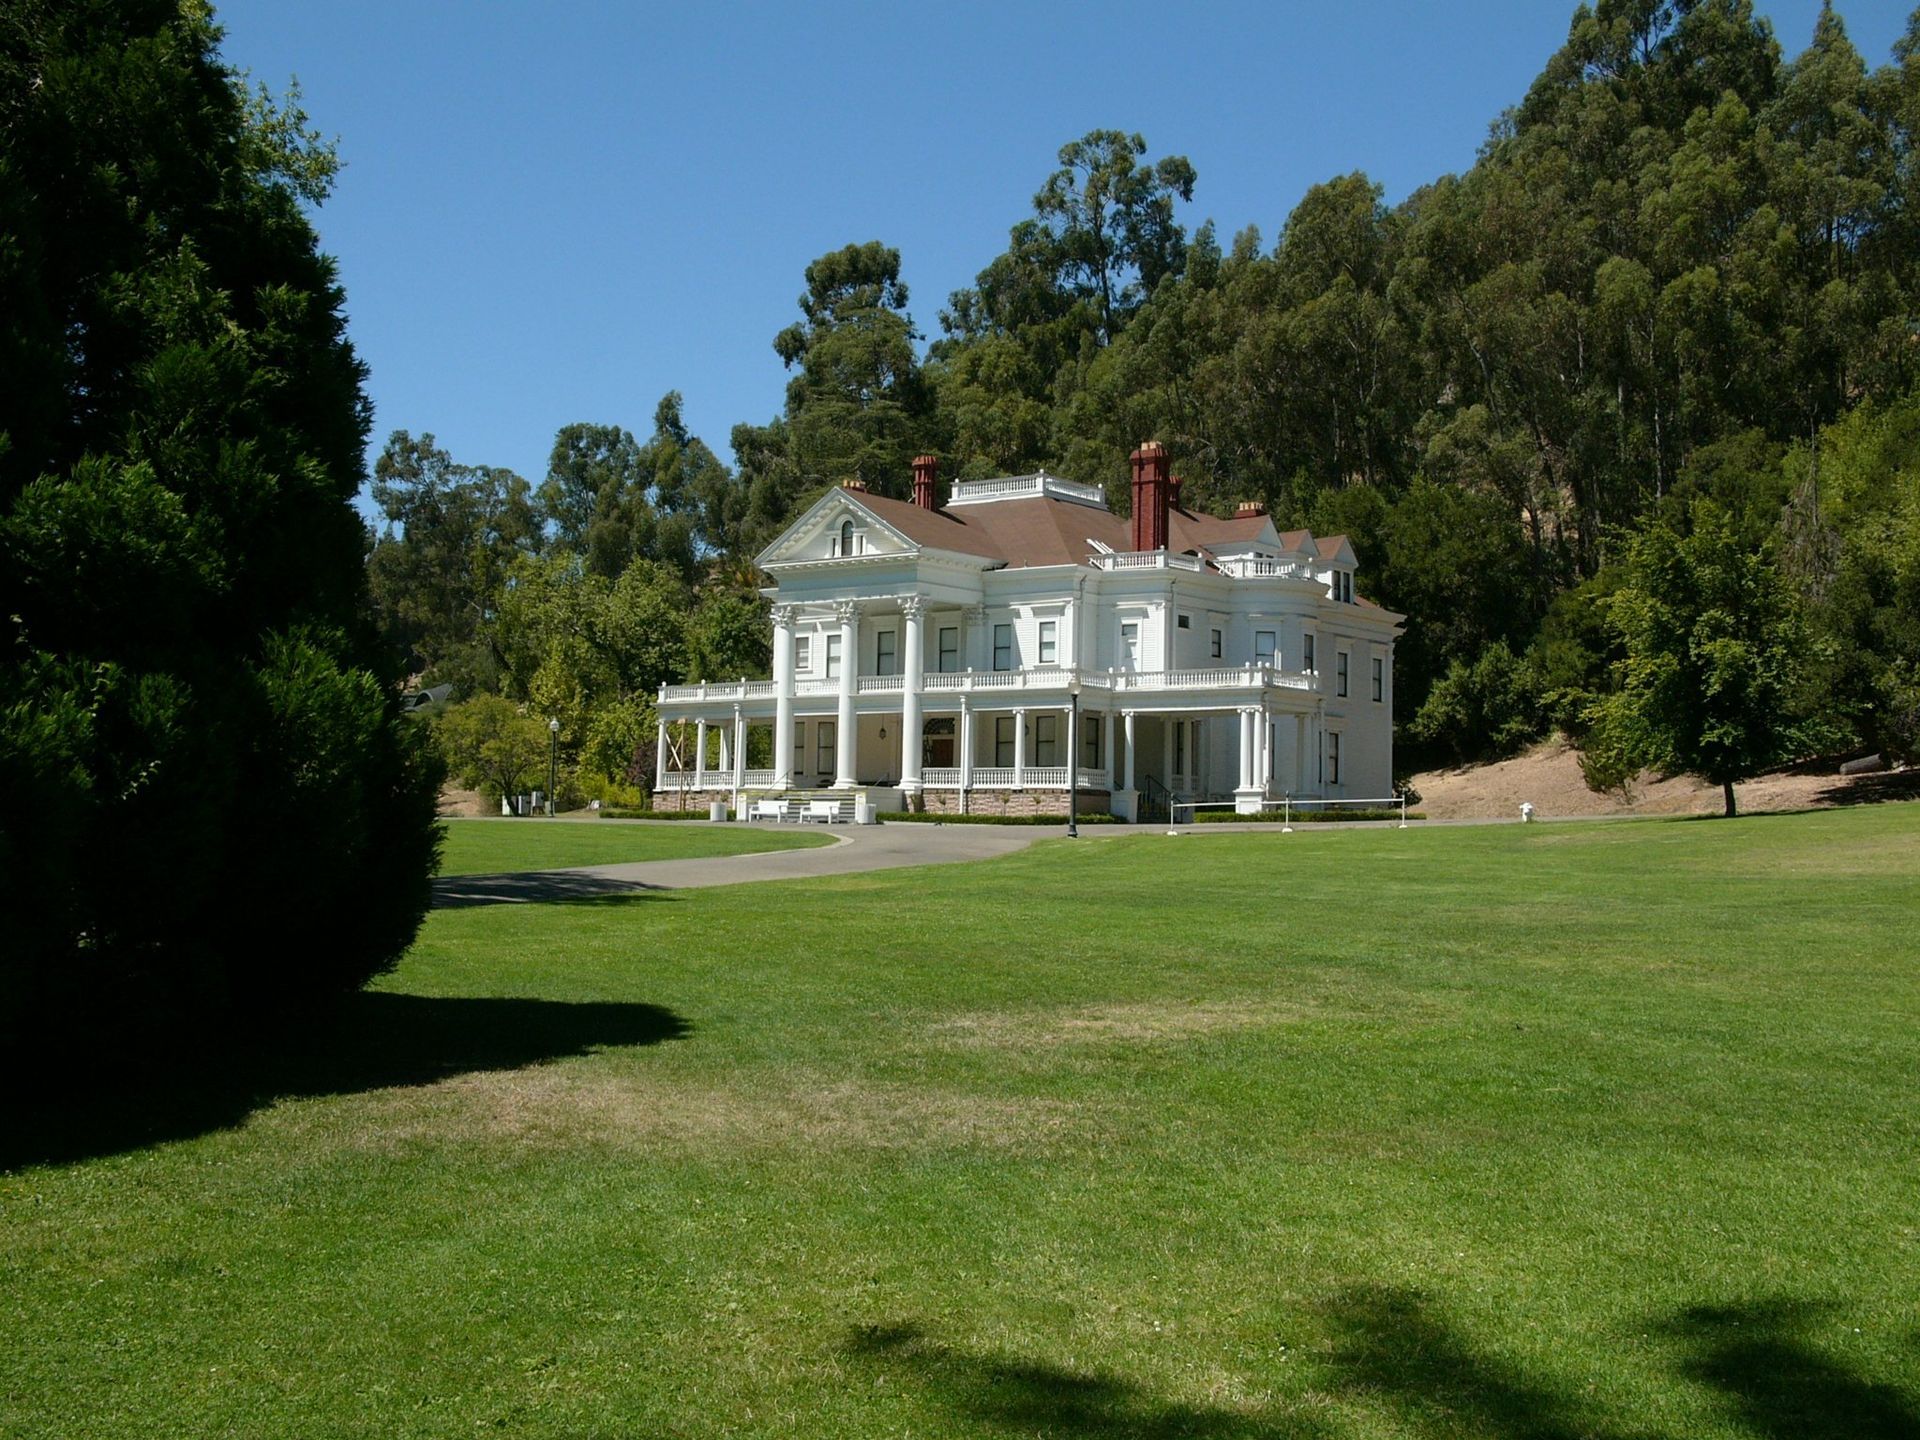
[[214, 0, 1913, 502]]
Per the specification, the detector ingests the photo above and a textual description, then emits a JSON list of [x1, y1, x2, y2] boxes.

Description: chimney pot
[[841, 478, 867, 492], [1235, 500, 1267, 517]]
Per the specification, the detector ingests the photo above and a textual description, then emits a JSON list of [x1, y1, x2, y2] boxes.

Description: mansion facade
[[655, 443, 1402, 818]]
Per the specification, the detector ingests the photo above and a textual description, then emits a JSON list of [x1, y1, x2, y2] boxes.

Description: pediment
[[756, 488, 917, 566]]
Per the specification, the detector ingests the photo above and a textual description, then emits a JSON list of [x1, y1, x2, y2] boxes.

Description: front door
[[922, 717, 955, 768]]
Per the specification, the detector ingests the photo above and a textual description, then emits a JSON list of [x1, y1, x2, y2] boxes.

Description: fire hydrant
[[1520, 802, 1535, 823]]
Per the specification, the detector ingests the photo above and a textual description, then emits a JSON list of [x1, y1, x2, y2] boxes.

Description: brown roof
[[1315, 535, 1353, 560], [851, 491, 1348, 573], [855, 492, 1129, 568]]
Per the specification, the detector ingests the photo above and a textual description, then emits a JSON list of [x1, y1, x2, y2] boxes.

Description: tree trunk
[[1722, 780, 1737, 818]]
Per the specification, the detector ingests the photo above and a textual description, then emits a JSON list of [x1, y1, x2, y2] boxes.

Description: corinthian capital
[[899, 594, 927, 620], [834, 600, 861, 624], [770, 603, 797, 628]]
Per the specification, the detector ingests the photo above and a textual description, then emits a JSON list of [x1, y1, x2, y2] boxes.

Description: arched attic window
[[839, 519, 854, 556]]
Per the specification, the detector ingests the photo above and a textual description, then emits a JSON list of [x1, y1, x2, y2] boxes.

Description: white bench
[[749, 800, 788, 823], [805, 800, 841, 824]]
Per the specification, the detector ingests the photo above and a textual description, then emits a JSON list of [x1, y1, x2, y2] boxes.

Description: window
[[1121, 621, 1141, 668], [1083, 715, 1103, 770], [1303, 633, 1316, 672], [1329, 730, 1341, 785], [1342, 571, 1354, 604], [1372, 656, 1384, 702], [1210, 628, 1222, 659], [994, 716, 1015, 767], [1254, 630, 1276, 665], [794, 720, 805, 758], [794, 635, 811, 673], [838, 519, 854, 556], [993, 623, 1013, 671], [816, 721, 835, 775], [922, 717, 955, 767], [1176, 613, 1191, 630], [1038, 619, 1058, 666], [1337, 650, 1349, 697], [825, 633, 842, 679], [876, 629, 897, 676], [938, 626, 959, 672], [1035, 714, 1058, 765], [1174, 720, 1187, 775]]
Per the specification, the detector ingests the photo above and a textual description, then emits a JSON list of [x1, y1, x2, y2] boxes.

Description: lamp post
[[547, 717, 559, 817], [1067, 679, 1080, 839]]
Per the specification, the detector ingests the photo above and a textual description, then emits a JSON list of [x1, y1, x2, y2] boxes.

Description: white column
[[772, 604, 795, 788], [959, 697, 974, 790], [695, 719, 708, 788], [1013, 706, 1027, 788], [1260, 707, 1272, 792], [718, 724, 730, 773], [1123, 711, 1136, 792], [901, 596, 924, 793], [1295, 714, 1309, 794], [654, 718, 668, 793], [1162, 714, 1173, 789], [835, 600, 858, 788], [1237, 710, 1252, 791], [732, 705, 745, 794]]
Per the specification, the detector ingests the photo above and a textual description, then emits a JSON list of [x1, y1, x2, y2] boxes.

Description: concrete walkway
[[432, 821, 1051, 908]]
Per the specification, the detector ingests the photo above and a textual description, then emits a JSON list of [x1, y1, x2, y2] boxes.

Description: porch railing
[[660, 664, 1316, 706]]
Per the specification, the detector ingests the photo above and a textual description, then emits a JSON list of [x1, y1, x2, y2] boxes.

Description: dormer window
[[834, 519, 856, 557]]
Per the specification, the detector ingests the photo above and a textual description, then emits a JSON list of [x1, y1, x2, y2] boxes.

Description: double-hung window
[[937, 626, 959, 672], [825, 633, 842, 679], [1303, 633, 1316, 673], [1082, 715, 1103, 770], [1328, 731, 1342, 785], [1254, 630, 1276, 665], [816, 721, 835, 775], [1372, 656, 1384, 702], [994, 716, 1015, 767], [1210, 628, 1223, 659], [1336, 650, 1349, 698], [794, 636, 811, 674], [1038, 620, 1058, 666], [992, 623, 1013, 671], [1035, 715, 1058, 765], [875, 630, 897, 676], [1120, 621, 1141, 668]]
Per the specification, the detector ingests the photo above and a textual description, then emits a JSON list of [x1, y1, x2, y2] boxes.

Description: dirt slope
[[1408, 739, 1915, 821]]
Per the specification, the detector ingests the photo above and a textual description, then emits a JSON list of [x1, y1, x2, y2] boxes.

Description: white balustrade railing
[[972, 767, 1016, 787], [1022, 766, 1068, 787], [1214, 556, 1312, 580], [1089, 550, 1205, 573], [947, 473, 1107, 507], [916, 766, 1109, 791], [921, 767, 962, 788], [662, 665, 1315, 708], [740, 769, 775, 788]]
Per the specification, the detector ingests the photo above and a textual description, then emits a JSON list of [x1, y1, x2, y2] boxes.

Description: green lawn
[[436, 816, 834, 875], [6, 807, 1918, 1437]]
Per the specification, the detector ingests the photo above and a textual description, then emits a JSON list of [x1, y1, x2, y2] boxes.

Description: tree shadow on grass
[[431, 869, 669, 908], [843, 1321, 1329, 1439], [842, 1294, 1919, 1440], [3, 991, 688, 1171], [1663, 1299, 1920, 1440]]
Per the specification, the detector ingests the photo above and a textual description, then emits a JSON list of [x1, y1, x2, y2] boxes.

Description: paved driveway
[[432, 821, 1052, 908]]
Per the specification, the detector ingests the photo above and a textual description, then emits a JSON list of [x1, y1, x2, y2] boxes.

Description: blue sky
[[215, 1, 1913, 501]]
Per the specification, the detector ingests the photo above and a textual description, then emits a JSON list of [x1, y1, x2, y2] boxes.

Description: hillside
[[1408, 739, 1917, 822]]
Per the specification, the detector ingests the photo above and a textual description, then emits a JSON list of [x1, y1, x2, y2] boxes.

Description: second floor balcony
[[659, 663, 1317, 707]]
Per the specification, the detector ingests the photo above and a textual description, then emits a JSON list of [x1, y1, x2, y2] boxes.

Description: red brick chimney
[[1129, 441, 1171, 552], [912, 454, 939, 511], [1235, 500, 1267, 518]]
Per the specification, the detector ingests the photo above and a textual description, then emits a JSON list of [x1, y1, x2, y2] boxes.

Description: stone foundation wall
[[646, 789, 736, 813], [916, 788, 1112, 818]]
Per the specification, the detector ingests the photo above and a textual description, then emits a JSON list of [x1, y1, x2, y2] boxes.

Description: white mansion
[[655, 442, 1402, 818]]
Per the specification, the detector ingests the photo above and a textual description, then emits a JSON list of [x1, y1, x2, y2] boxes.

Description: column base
[[1233, 787, 1266, 815], [1111, 788, 1139, 822], [833, 779, 859, 790], [899, 779, 922, 795]]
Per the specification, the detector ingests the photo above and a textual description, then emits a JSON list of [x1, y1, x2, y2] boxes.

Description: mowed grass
[[436, 816, 834, 875], [5, 808, 1919, 1438]]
